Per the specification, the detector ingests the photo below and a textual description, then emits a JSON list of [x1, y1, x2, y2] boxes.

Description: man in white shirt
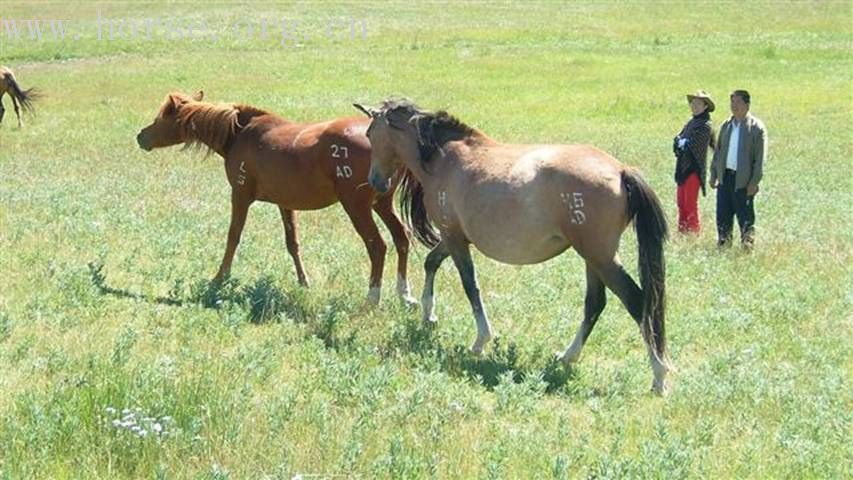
[[710, 90, 767, 249]]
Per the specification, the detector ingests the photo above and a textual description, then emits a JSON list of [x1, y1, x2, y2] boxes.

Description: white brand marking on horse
[[331, 144, 349, 159], [333, 144, 352, 179], [564, 192, 586, 224], [336, 165, 353, 178], [237, 161, 247, 185], [437, 191, 451, 226]]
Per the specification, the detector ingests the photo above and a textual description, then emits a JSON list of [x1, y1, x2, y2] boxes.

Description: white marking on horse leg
[[396, 274, 418, 307], [470, 309, 493, 355], [648, 345, 671, 395], [367, 286, 381, 305], [396, 274, 411, 296], [422, 292, 436, 324], [559, 330, 586, 365]]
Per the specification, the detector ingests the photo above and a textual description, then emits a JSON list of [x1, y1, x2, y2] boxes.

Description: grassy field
[[1, 1, 851, 478]]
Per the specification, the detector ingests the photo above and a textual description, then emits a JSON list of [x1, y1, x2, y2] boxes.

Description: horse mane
[[168, 100, 268, 155], [378, 98, 477, 166], [377, 98, 481, 248]]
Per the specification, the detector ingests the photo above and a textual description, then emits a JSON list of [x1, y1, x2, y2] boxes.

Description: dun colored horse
[[137, 92, 417, 305], [0, 66, 38, 128], [355, 99, 672, 393]]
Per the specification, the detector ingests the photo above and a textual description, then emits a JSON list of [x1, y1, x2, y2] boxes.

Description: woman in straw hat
[[672, 90, 715, 234]]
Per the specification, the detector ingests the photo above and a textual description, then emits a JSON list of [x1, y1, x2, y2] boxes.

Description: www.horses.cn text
[[1, 11, 368, 46]]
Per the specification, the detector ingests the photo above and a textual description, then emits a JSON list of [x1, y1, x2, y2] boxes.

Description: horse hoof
[[366, 287, 381, 306], [400, 295, 419, 309], [469, 335, 491, 355], [651, 379, 670, 396], [423, 315, 438, 328], [556, 350, 578, 366]]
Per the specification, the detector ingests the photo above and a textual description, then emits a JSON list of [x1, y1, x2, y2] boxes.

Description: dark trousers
[[716, 169, 755, 246]]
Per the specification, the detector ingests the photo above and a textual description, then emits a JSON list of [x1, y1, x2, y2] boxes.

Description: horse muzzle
[[368, 171, 391, 193], [136, 132, 152, 151]]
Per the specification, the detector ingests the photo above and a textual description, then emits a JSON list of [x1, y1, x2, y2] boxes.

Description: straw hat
[[686, 90, 715, 112]]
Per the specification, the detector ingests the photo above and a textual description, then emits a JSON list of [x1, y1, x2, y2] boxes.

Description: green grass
[[1, 1, 851, 478]]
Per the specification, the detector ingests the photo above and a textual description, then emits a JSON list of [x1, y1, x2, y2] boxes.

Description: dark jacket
[[673, 111, 713, 195]]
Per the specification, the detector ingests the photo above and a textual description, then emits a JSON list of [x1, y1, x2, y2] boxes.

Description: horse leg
[[592, 257, 671, 394], [11, 94, 21, 128], [278, 206, 308, 287], [447, 239, 493, 354], [341, 201, 387, 305], [422, 241, 450, 324], [372, 195, 417, 306], [559, 261, 606, 364], [213, 189, 252, 283], [0, 92, 5, 124]]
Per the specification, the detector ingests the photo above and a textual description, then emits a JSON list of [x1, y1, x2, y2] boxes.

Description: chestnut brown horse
[[0, 66, 38, 128], [355, 99, 672, 393], [137, 92, 417, 305]]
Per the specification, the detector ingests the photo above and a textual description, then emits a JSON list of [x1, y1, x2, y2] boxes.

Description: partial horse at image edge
[[0, 65, 39, 128]]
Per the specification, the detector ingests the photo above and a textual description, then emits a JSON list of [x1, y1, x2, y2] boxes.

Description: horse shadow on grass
[[88, 261, 184, 307], [89, 260, 572, 392], [87, 261, 311, 325], [88, 260, 361, 352], [380, 314, 576, 394]]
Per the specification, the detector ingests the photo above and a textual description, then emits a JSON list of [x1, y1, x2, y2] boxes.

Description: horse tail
[[398, 169, 441, 248], [622, 168, 669, 365], [3, 71, 38, 113]]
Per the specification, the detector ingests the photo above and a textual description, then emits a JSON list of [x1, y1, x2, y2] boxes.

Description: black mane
[[378, 98, 475, 164]]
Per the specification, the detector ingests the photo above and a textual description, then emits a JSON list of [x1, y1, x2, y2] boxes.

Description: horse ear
[[193, 90, 204, 101], [353, 103, 374, 118], [163, 94, 183, 114]]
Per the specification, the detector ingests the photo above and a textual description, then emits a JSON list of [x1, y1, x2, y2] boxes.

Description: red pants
[[676, 173, 701, 233]]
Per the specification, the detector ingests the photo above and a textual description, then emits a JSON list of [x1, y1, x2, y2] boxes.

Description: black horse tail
[[622, 168, 669, 364], [398, 169, 441, 248], [3, 71, 39, 113]]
